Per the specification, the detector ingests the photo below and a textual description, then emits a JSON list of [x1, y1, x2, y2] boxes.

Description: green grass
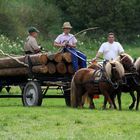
[[0, 88, 140, 140], [0, 36, 140, 139]]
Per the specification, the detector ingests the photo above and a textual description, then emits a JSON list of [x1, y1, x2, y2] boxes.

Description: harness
[[84, 61, 119, 89]]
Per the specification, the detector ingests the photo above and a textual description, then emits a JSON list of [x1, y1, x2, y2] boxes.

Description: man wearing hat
[[24, 27, 41, 54], [54, 22, 87, 71]]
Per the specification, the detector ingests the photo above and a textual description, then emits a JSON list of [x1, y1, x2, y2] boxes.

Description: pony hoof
[[102, 106, 106, 110], [89, 106, 95, 109], [109, 106, 114, 110], [136, 107, 139, 111]]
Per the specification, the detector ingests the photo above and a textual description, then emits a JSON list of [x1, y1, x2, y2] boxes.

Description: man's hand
[[89, 57, 97, 64]]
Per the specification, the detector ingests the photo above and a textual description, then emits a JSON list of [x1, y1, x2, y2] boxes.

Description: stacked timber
[[0, 52, 75, 76]]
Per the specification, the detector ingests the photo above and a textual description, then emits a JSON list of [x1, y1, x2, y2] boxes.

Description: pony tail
[[71, 77, 77, 108], [82, 92, 90, 105]]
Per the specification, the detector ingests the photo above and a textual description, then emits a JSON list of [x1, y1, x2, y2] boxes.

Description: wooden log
[[0, 65, 50, 77], [67, 64, 74, 74], [25, 53, 48, 65], [0, 67, 29, 76], [56, 62, 67, 74], [38, 54, 48, 65], [0, 53, 48, 69], [47, 62, 56, 74], [47, 53, 55, 61], [32, 65, 48, 74], [62, 52, 72, 63], [54, 53, 63, 62], [48, 52, 63, 62]]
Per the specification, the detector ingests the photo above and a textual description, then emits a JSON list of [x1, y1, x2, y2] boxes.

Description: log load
[[0, 52, 75, 77], [0, 53, 48, 69]]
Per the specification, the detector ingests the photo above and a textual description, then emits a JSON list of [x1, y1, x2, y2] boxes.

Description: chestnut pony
[[71, 60, 124, 109], [105, 53, 140, 110]]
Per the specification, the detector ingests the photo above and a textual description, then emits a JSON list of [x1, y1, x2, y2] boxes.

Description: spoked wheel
[[22, 81, 42, 106], [63, 86, 71, 107]]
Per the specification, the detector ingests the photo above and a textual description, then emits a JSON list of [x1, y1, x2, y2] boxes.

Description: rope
[[0, 49, 29, 67]]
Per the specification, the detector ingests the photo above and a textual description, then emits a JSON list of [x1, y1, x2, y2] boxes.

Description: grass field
[[0, 36, 140, 139], [0, 88, 140, 140]]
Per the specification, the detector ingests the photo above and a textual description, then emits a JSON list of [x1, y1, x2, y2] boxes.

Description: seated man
[[24, 27, 41, 54], [54, 22, 87, 71], [93, 32, 124, 61]]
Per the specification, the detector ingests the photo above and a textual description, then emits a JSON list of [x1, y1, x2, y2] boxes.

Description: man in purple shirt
[[54, 22, 87, 71]]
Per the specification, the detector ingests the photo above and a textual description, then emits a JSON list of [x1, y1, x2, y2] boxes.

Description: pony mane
[[105, 62, 112, 78], [115, 53, 134, 63], [105, 61, 125, 78], [134, 57, 140, 71], [112, 61, 125, 78], [88, 63, 102, 70]]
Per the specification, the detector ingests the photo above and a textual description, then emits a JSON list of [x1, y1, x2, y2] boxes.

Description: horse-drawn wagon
[[0, 52, 74, 106]]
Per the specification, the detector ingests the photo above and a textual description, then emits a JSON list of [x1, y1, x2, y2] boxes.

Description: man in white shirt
[[94, 32, 124, 61], [54, 22, 87, 71]]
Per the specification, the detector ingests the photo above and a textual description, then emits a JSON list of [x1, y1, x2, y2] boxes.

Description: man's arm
[[67, 43, 76, 48], [118, 42, 124, 55], [54, 42, 65, 48], [30, 39, 41, 53], [95, 52, 103, 59]]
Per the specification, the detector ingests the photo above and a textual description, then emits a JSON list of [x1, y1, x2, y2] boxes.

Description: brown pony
[[134, 57, 140, 110], [106, 53, 139, 110], [71, 60, 124, 109]]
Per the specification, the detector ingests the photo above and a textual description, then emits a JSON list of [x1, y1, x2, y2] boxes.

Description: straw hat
[[62, 22, 72, 29]]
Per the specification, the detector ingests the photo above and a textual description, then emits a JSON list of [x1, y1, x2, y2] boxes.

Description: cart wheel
[[22, 81, 42, 106], [63, 86, 71, 107]]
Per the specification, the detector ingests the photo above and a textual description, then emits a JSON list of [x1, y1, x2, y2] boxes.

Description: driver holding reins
[[54, 22, 87, 71], [93, 32, 124, 61]]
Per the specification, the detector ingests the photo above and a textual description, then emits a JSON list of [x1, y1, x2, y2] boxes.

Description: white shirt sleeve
[[72, 36, 77, 44], [117, 42, 124, 54], [54, 35, 61, 43], [98, 43, 104, 53]]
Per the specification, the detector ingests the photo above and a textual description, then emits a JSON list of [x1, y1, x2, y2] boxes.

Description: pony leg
[[117, 92, 122, 110], [77, 92, 83, 108], [110, 93, 117, 109], [89, 96, 95, 109], [103, 97, 107, 109], [129, 91, 136, 110], [136, 89, 140, 110], [103, 91, 114, 109]]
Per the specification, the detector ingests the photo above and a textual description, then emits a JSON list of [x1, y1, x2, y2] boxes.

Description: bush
[[0, 35, 24, 55]]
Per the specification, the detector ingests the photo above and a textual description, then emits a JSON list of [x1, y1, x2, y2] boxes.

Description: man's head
[[62, 22, 72, 34], [108, 32, 115, 43], [28, 27, 39, 38]]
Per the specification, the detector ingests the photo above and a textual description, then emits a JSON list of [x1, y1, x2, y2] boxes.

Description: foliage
[[0, 88, 140, 139], [0, 35, 24, 55], [0, 0, 62, 40], [0, 0, 140, 42], [56, 0, 140, 41]]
